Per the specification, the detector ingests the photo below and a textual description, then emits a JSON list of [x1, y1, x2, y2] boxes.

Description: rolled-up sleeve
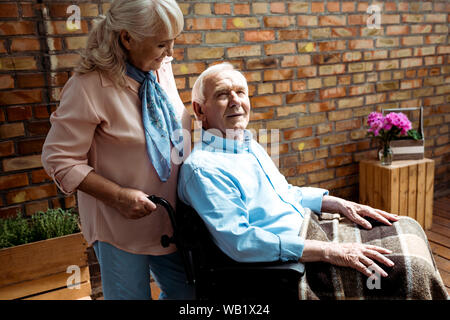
[[41, 75, 100, 195]]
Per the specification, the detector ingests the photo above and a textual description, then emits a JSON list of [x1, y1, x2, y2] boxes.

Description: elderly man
[[178, 63, 448, 299]]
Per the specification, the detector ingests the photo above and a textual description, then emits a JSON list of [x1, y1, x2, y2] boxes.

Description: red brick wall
[[1, 0, 449, 218]]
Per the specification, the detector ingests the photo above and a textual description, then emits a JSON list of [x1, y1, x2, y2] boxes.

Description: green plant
[[0, 208, 80, 249], [0, 212, 32, 248]]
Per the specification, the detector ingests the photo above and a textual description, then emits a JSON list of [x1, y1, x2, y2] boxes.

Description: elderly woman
[[42, 0, 193, 300]]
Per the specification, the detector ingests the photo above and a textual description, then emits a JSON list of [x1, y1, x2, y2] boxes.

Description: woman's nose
[[166, 41, 174, 56]]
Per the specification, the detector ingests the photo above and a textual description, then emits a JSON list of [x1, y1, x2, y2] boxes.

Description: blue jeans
[[93, 241, 195, 300]]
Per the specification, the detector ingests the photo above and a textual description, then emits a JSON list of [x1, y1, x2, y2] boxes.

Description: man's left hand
[[321, 195, 399, 229]]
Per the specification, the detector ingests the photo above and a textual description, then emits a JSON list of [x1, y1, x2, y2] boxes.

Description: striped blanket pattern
[[298, 210, 448, 300]]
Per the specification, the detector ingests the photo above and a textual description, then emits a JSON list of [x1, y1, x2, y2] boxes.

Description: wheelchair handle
[[148, 195, 177, 248]]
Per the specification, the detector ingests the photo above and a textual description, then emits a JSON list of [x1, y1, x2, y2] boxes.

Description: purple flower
[[367, 111, 413, 142]]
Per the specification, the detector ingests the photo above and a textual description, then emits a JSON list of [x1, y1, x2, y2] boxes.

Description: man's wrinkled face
[[197, 70, 250, 137]]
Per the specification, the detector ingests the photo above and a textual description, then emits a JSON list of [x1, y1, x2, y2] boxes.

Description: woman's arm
[[78, 171, 156, 219]]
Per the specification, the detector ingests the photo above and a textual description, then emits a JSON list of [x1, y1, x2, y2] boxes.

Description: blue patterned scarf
[[126, 62, 183, 182]]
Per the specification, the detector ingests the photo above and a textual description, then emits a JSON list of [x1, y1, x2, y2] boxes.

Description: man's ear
[[193, 101, 206, 122], [119, 30, 132, 50]]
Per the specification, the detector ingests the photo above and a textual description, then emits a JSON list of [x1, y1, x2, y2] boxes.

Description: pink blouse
[[41, 57, 191, 255]]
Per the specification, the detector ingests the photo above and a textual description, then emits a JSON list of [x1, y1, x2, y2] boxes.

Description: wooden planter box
[[383, 107, 425, 161], [0, 233, 91, 300]]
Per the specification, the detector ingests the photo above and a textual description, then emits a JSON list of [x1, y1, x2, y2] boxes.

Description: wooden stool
[[359, 159, 435, 230]]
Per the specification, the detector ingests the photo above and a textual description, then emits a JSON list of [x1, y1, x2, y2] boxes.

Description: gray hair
[[76, 0, 184, 87], [192, 63, 247, 105]]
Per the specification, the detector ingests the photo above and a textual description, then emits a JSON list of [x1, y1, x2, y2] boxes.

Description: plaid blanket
[[298, 209, 449, 300]]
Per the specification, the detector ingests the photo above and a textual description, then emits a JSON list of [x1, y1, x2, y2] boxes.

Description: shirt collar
[[201, 129, 253, 154]]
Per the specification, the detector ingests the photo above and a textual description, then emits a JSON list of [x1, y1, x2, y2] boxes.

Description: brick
[[343, 52, 362, 63], [332, 27, 357, 38], [402, 14, 424, 23], [320, 87, 346, 100], [214, 3, 231, 14], [281, 55, 311, 67], [253, 3, 268, 14], [297, 114, 327, 127], [3, 154, 42, 172], [307, 78, 322, 90], [401, 79, 422, 90], [6, 184, 57, 204], [265, 42, 295, 55], [50, 53, 80, 70], [245, 30, 275, 43], [227, 45, 260, 58], [309, 101, 335, 113], [0, 122, 24, 139], [292, 138, 320, 151], [327, 2, 340, 12], [326, 155, 353, 167], [6, 106, 32, 121], [250, 95, 282, 108], [336, 119, 361, 132], [287, 2, 309, 13], [292, 80, 306, 91], [321, 132, 348, 145], [194, 3, 211, 15], [0, 173, 29, 190], [284, 127, 313, 140], [319, 64, 345, 76], [376, 38, 399, 47], [319, 15, 346, 26], [0, 89, 42, 105], [266, 118, 296, 130], [297, 66, 317, 78], [401, 58, 422, 69], [0, 74, 14, 89], [308, 170, 334, 183], [377, 81, 399, 92], [286, 91, 316, 104], [204, 32, 238, 44], [277, 104, 307, 117], [50, 3, 99, 17], [389, 90, 412, 101], [0, 141, 14, 157], [31, 169, 52, 184], [348, 62, 374, 73], [349, 84, 374, 96], [364, 50, 388, 60], [318, 40, 346, 51], [263, 69, 294, 81], [0, 21, 34, 35], [188, 47, 224, 60], [312, 2, 325, 12], [328, 109, 353, 122], [411, 24, 432, 34], [338, 96, 364, 108], [65, 36, 88, 50], [426, 35, 446, 45], [0, 57, 37, 71], [227, 17, 259, 29], [250, 110, 274, 121], [11, 38, 40, 52], [234, 4, 250, 15], [17, 73, 45, 88], [425, 14, 446, 23], [279, 30, 308, 41], [402, 36, 423, 46], [46, 20, 88, 35], [25, 201, 50, 216], [185, 18, 222, 31], [386, 25, 409, 35], [49, 72, 69, 86], [0, 3, 18, 17], [348, 14, 365, 25], [376, 60, 399, 71], [246, 58, 277, 70], [297, 160, 325, 174], [172, 62, 205, 76], [0, 206, 22, 219], [264, 16, 294, 28], [349, 39, 373, 50], [17, 138, 45, 154], [311, 28, 331, 39], [297, 15, 318, 26]]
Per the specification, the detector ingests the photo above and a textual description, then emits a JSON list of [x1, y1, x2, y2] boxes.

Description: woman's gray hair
[[192, 63, 247, 105], [76, 0, 184, 87]]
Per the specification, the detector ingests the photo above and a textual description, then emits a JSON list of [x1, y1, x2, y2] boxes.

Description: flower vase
[[378, 143, 393, 165]]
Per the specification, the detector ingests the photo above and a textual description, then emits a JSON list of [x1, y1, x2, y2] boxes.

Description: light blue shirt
[[178, 130, 329, 263]]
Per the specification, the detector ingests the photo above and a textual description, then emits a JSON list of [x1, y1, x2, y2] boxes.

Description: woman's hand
[[115, 187, 157, 219], [78, 171, 157, 220], [321, 195, 399, 229], [323, 242, 394, 278]]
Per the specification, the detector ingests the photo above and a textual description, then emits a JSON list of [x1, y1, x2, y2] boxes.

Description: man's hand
[[300, 240, 395, 278], [321, 195, 399, 229]]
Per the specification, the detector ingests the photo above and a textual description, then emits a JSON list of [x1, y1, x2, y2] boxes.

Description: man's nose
[[229, 91, 240, 107]]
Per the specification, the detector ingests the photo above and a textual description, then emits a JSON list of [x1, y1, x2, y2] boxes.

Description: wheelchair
[[149, 195, 305, 300]]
